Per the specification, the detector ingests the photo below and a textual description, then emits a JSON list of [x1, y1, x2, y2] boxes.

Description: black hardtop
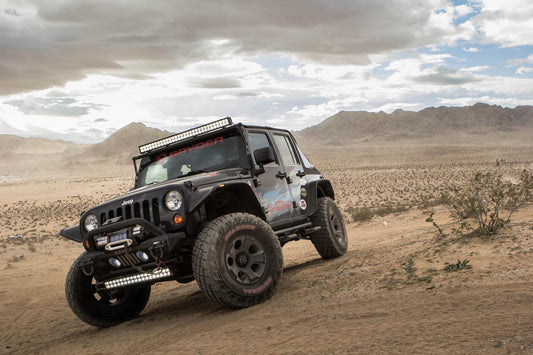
[[134, 118, 294, 161]]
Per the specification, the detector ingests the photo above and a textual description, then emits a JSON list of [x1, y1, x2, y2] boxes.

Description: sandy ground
[[1, 148, 532, 354]]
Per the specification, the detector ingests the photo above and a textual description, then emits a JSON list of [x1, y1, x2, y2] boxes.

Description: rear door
[[270, 131, 307, 219]]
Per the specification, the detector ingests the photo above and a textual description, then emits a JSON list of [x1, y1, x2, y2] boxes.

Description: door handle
[[276, 172, 287, 179], [296, 170, 306, 178]]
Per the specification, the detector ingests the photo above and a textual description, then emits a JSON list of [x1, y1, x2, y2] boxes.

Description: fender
[[60, 225, 83, 243], [306, 179, 335, 216], [187, 181, 266, 220]]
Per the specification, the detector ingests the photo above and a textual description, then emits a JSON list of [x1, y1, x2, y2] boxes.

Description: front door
[[246, 130, 293, 225]]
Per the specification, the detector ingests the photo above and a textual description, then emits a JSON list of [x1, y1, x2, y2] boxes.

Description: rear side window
[[273, 134, 299, 165]]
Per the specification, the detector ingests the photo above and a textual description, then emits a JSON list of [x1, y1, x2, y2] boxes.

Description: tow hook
[[149, 240, 167, 264], [78, 258, 95, 276]]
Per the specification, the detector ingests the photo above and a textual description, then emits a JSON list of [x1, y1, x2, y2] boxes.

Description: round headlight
[[84, 213, 99, 232], [165, 190, 183, 211]]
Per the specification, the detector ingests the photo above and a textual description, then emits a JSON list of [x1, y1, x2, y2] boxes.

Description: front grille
[[116, 252, 141, 267], [99, 198, 161, 226]]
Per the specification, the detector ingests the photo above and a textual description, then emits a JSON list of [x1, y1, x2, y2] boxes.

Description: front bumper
[[76, 219, 190, 288]]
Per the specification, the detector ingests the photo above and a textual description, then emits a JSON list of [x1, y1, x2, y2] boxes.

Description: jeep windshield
[[136, 130, 247, 187]]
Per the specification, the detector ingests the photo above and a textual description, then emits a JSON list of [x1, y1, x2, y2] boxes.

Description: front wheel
[[310, 197, 348, 259], [192, 213, 283, 309], [65, 253, 151, 328]]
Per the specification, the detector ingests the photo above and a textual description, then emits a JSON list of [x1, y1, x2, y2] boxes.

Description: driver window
[[248, 132, 277, 165]]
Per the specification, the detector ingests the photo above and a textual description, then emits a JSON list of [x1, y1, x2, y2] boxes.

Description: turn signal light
[[173, 214, 183, 224]]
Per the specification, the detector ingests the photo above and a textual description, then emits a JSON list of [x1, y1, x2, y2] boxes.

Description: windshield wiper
[[179, 169, 210, 178]]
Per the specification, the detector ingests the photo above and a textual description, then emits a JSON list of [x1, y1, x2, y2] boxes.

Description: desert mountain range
[[1, 103, 532, 178], [296, 103, 533, 146]]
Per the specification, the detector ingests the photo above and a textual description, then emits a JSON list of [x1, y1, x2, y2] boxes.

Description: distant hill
[[0, 134, 81, 155], [297, 103, 533, 146], [3, 103, 533, 179], [0, 134, 86, 177], [82, 122, 171, 164]]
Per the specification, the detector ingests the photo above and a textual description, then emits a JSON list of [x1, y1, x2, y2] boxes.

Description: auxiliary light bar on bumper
[[104, 268, 172, 289]]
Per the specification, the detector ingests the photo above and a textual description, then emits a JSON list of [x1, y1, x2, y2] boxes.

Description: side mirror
[[254, 147, 275, 165], [253, 147, 275, 175]]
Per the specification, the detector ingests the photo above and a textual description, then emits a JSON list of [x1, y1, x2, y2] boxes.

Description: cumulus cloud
[[0, 0, 466, 95], [473, 0, 533, 47], [414, 65, 481, 85]]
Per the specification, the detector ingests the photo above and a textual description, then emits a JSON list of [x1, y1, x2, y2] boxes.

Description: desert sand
[[1, 145, 532, 354]]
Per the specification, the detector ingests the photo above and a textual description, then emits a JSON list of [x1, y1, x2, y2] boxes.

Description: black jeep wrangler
[[61, 118, 347, 327]]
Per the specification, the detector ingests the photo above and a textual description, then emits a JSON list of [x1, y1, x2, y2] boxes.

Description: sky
[[0, 0, 532, 143]]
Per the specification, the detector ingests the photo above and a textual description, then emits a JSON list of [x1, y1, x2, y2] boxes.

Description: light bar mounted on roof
[[138, 117, 233, 154]]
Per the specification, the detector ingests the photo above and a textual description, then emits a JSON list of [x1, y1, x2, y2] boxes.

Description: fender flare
[[306, 179, 335, 216], [60, 225, 83, 243], [187, 181, 266, 220]]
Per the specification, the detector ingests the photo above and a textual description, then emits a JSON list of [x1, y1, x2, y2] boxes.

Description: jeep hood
[[86, 167, 250, 216]]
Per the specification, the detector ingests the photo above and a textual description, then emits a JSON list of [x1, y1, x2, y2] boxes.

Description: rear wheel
[[192, 213, 283, 308], [310, 197, 348, 259], [65, 253, 151, 327]]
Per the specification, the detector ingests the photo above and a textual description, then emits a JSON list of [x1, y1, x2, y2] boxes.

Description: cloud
[[188, 77, 242, 89], [516, 66, 533, 75], [506, 54, 533, 67], [213, 92, 284, 100], [0, 0, 465, 95], [472, 0, 533, 47], [5, 97, 103, 116], [414, 65, 481, 85]]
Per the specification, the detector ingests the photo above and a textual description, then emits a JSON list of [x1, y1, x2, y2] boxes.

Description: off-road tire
[[65, 253, 151, 328], [192, 213, 283, 309], [310, 197, 348, 259]]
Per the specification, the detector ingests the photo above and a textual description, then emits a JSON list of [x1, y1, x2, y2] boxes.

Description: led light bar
[[104, 268, 171, 289], [138, 117, 233, 154]]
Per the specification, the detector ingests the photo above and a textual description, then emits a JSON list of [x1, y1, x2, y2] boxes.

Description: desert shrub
[[348, 203, 409, 222], [10, 255, 24, 263], [418, 193, 451, 210], [350, 207, 374, 222], [374, 203, 408, 217], [446, 168, 533, 236], [400, 256, 417, 279], [425, 210, 446, 239], [443, 259, 472, 272]]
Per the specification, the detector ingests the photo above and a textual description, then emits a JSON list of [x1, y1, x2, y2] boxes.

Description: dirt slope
[[1, 178, 531, 354], [1, 143, 532, 354]]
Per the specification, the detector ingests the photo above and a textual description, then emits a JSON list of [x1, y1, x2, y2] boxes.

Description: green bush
[[446, 168, 532, 236]]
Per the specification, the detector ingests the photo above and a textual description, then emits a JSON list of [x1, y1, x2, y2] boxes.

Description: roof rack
[[138, 117, 233, 154]]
